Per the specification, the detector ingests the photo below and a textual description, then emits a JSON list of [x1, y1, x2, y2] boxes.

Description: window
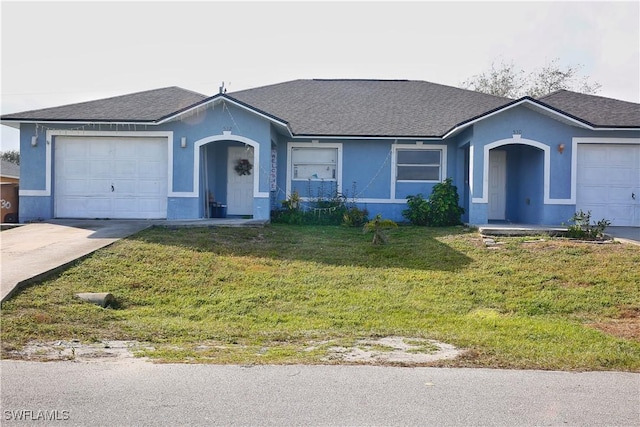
[[292, 147, 337, 180], [396, 148, 442, 181]]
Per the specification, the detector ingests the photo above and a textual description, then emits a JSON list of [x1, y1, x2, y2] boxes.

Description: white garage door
[[577, 144, 640, 226], [55, 136, 168, 219]]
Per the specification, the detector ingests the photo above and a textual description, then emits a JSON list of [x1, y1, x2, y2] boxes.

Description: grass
[[1, 224, 639, 370]]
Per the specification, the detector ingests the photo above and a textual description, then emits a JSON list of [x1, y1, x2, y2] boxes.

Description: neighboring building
[[1, 159, 19, 184], [1, 159, 20, 222], [1, 79, 639, 226]]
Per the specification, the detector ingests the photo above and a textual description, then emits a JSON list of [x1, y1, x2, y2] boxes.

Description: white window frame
[[286, 141, 343, 197], [391, 143, 447, 199], [393, 144, 447, 182]]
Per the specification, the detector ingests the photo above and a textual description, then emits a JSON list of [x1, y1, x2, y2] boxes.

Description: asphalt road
[[1, 360, 638, 426]]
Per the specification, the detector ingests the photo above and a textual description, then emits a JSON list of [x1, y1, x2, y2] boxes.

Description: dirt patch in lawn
[[5, 340, 154, 363], [323, 336, 462, 364], [6, 336, 462, 365], [588, 307, 640, 342]]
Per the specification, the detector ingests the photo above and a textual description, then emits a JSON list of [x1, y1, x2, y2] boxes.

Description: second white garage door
[[55, 136, 168, 219], [576, 144, 640, 227]]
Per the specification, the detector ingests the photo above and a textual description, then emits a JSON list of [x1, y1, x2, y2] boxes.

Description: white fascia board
[[2, 120, 156, 127], [0, 122, 21, 129], [291, 135, 443, 141], [158, 96, 293, 136], [442, 99, 597, 140]]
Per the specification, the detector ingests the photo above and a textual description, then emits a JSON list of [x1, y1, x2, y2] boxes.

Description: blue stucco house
[[2, 79, 639, 226]]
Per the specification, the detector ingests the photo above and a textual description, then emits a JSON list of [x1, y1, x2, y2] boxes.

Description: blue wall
[[15, 99, 639, 225], [468, 104, 639, 225]]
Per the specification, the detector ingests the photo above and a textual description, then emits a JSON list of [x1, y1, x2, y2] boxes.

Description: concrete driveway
[[607, 226, 640, 245], [1, 220, 154, 302]]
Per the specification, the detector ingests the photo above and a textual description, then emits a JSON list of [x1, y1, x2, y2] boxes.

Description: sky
[[1, 0, 639, 151]]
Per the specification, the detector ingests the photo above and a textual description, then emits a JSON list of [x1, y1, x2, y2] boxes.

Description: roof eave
[[440, 97, 627, 140], [291, 134, 443, 140], [157, 94, 294, 137]]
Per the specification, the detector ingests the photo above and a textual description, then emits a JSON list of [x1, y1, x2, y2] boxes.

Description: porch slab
[[158, 218, 269, 228], [476, 224, 568, 237]]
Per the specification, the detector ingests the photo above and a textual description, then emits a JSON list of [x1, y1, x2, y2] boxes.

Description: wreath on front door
[[235, 158, 253, 176]]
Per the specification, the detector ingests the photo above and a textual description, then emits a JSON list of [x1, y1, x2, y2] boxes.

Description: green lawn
[[2, 224, 639, 370]]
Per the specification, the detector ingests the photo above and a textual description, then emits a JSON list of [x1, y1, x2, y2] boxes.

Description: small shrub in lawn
[[403, 178, 465, 226], [566, 210, 611, 240], [363, 214, 398, 245], [273, 181, 369, 226], [342, 206, 369, 227]]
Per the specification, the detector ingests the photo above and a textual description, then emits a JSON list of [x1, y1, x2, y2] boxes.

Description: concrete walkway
[[478, 224, 640, 245]]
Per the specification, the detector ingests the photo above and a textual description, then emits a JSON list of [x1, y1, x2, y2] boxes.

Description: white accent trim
[[299, 197, 407, 204], [292, 135, 443, 141], [471, 137, 572, 205], [571, 137, 640, 207], [286, 142, 343, 198], [19, 189, 49, 196], [192, 134, 268, 199], [391, 143, 448, 200], [21, 130, 173, 198], [441, 98, 639, 140], [160, 96, 292, 136], [468, 145, 474, 201]]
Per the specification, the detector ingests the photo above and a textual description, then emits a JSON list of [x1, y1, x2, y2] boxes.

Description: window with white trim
[[292, 147, 337, 180], [396, 148, 443, 181]]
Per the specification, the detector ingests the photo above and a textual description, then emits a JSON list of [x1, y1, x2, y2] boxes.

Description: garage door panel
[[114, 160, 138, 177], [139, 161, 165, 178], [90, 160, 112, 177], [609, 186, 635, 203], [605, 205, 635, 224], [55, 137, 167, 219], [114, 143, 138, 158], [63, 160, 89, 176], [577, 184, 606, 203], [577, 144, 639, 227], [113, 179, 137, 194], [89, 142, 112, 158], [138, 180, 162, 195]]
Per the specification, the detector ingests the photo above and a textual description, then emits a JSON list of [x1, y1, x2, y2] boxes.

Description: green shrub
[[342, 206, 369, 227], [566, 210, 611, 240], [402, 178, 464, 226]]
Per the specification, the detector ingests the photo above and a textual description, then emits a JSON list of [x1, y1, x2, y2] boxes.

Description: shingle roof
[[228, 79, 512, 136], [2, 80, 638, 135], [1, 160, 20, 179], [0, 87, 207, 122], [537, 90, 640, 128]]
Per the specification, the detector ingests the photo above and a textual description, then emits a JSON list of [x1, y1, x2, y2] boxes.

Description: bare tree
[[461, 58, 601, 98], [1, 150, 20, 165]]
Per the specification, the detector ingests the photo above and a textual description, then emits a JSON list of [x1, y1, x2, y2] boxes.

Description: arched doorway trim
[[472, 136, 566, 205]]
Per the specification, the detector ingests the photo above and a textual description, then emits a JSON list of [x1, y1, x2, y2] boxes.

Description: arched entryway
[[193, 133, 260, 218], [484, 138, 549, 224]]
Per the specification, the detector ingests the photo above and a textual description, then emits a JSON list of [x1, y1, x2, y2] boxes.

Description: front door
[[227, 146, 254, 216], [488, 149, 507, 221]]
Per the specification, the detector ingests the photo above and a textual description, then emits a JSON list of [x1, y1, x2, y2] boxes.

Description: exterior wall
[[468, 105, 640, 225], [16, 100, 274, 221], [278, 138, 461, 222], [18, 123, 51, 222], [15, 100, 638, 225]]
